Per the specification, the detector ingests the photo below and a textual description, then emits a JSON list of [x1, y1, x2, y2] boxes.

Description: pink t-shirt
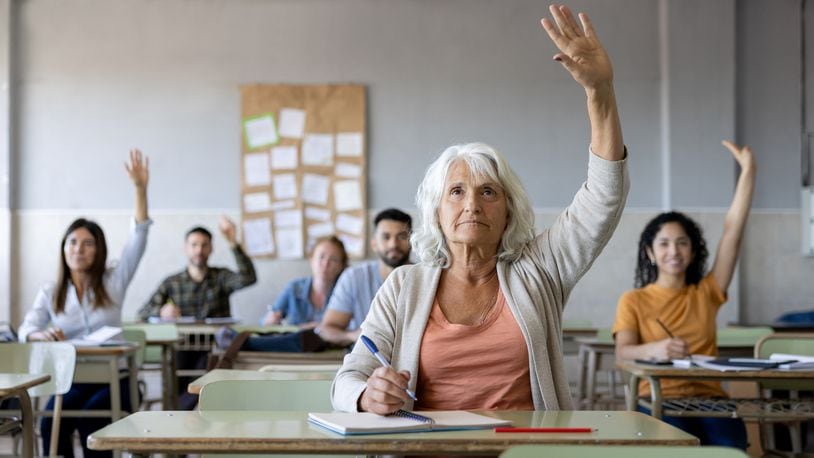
[[414, 289, 534, 411]]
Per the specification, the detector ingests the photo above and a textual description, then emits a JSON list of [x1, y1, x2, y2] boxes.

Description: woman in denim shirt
[[262, 236, 348, 328]]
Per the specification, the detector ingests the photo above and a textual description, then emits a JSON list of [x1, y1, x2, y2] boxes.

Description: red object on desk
[[494, 427, 594, 433]]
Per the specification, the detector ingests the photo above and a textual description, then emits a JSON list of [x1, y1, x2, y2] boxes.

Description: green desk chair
[[199, 379, 343, 458], [258, 363, 340, 374], [501, 445, 748, 458], [754, 333, 814, 454], [0, 342, 76, 457], [123, 323, 178, 365], [716, 326, 773, 348], [199, 379, 333, 411], [121, 328, 147, 413], [123, 323, 178, 409]]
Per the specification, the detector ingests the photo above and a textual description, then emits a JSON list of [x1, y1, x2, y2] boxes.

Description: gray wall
[[3, 0, 814, 328]]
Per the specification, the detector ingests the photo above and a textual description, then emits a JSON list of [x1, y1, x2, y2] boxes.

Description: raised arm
[[125, 149, 149, 223], [220, 216, 258, 292], [541, 4, 623, 160], [710, 141, 756, 293]]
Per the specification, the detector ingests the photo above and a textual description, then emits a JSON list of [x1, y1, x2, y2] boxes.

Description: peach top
[[414, 289, 534, 410]]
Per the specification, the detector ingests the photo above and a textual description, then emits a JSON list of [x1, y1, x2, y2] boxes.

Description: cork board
[[239, 84, 367, 259]]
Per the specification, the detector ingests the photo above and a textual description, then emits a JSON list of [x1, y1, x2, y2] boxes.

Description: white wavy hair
[[411, 142, 536, 267]]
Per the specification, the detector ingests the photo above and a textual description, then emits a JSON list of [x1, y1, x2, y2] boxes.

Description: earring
[[649, 259, 656, 267]]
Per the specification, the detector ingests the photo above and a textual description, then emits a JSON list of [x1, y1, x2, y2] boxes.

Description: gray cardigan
[[332, 151, 629, 412]]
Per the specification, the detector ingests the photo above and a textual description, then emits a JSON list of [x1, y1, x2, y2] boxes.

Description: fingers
[[52, 328, 66, 340], [578, 12, 597, 38], [362, 367, 410, 414], [721, 140, 741, 155], [549, 4, 581, 40], [667, 338, 689, 358]]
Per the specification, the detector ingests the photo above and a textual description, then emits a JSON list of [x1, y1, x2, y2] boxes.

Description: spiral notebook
[[308, 410, 511, 435]]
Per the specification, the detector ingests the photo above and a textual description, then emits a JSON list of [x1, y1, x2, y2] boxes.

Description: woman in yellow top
[[613, 140, 755, 449]]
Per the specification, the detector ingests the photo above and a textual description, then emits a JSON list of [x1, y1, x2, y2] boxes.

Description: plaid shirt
[[138, 245, 256, 321]]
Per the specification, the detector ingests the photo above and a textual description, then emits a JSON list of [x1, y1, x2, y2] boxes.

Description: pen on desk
[[360, 335, 418, 401], [494, 427, 594, 433]]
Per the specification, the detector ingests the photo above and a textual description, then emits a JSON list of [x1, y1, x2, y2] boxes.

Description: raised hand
[[125, 148, 149, 189], [721, 140, 756, 173], [541, 4, 613, 91], [219, 216, 237, 245]]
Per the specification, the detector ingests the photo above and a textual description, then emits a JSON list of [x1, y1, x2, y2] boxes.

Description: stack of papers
[[147, 316, 197, 324], [70, 326, 124, 347], [770, 353, 814, 370]]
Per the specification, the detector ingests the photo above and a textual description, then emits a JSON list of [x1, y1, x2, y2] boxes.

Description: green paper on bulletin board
[[243, 113, 279, 149]]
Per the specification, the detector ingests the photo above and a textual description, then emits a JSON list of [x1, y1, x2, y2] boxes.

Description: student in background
[[138, 217, 257, 410], [260, 235, 348, 328], [332, 5, 627, 415], [137, 217, 257, 321], [213, 208, 412, 362], [613, 141, 756, 449], [18, 149, 150, 458]]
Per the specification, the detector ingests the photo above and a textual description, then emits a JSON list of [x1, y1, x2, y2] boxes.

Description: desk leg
[[586, 348, 597, 410], [576, 345, 587, 408], [18, 389, 34, 458], [109, 358, 122, 421], [649, 376, 662, 419], [129, 353, 139, 413], [170, 346, 179, 409], [626, 374, 639, 411], [161, 344, 171, 409]]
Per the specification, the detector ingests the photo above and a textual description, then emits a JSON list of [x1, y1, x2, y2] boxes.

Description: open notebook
[[308, 410, 512, 435], [69, 326, 126, 347]]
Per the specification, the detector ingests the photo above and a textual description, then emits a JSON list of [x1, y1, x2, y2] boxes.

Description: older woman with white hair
[[332, 4, 629, 414]]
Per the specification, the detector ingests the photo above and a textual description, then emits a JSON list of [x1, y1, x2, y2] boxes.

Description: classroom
[[0, 0, 812, 457]]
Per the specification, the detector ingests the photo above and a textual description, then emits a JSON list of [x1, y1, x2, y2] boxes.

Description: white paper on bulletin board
[[240, 84, 367, 259]]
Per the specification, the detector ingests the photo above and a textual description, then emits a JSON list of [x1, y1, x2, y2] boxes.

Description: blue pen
[[360, 335, 418, 401]]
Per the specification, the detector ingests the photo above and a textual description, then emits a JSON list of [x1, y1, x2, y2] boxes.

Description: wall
[[4, 0, 813, 328]]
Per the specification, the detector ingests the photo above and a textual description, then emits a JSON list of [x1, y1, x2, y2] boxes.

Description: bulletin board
[[239, 84, 367, 260]]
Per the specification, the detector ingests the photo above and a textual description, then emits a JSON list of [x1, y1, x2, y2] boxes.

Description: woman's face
[[63, 227, 98, 273], [648, 222, 693, 277], [310, 241, 345, 284], [437, 161, 508, 253]]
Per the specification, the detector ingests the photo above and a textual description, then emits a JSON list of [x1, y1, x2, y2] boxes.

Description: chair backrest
[[258, 363, 340, 373], [501, 445, 748, 458], [595, 328, 614, 344], [199, 379, 333, 411], [717, 326, 773, 347], [0, 342, 76, 397], [562, 319, 593, 330], [755, 333, 814, 391], [121, 328, 147, 368], [123, 323, 178, 364]]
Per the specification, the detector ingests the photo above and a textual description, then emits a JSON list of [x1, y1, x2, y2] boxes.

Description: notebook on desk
[[308, 410, 512, 435], [70, 325, 126, 346]]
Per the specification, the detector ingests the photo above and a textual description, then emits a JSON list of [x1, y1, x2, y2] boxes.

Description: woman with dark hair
[[18, 149, 150, 458], [613, 141, 756, 449]]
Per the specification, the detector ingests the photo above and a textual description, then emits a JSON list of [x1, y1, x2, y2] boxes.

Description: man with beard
[[213, 209, 411, 361], [138, 217, 256, 409], [138, 217, 257, 321]]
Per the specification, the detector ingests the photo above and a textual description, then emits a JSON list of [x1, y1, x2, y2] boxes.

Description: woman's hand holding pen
[[359, 366, 412, 415], [28, 327, 66, 342], [651, 337, 689, 360]]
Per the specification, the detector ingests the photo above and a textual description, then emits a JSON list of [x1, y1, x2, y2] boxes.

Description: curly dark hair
[[634, 211, 708, 288]]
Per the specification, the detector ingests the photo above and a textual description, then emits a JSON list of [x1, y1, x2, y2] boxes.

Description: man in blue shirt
[[315, 208, 412, 347]]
